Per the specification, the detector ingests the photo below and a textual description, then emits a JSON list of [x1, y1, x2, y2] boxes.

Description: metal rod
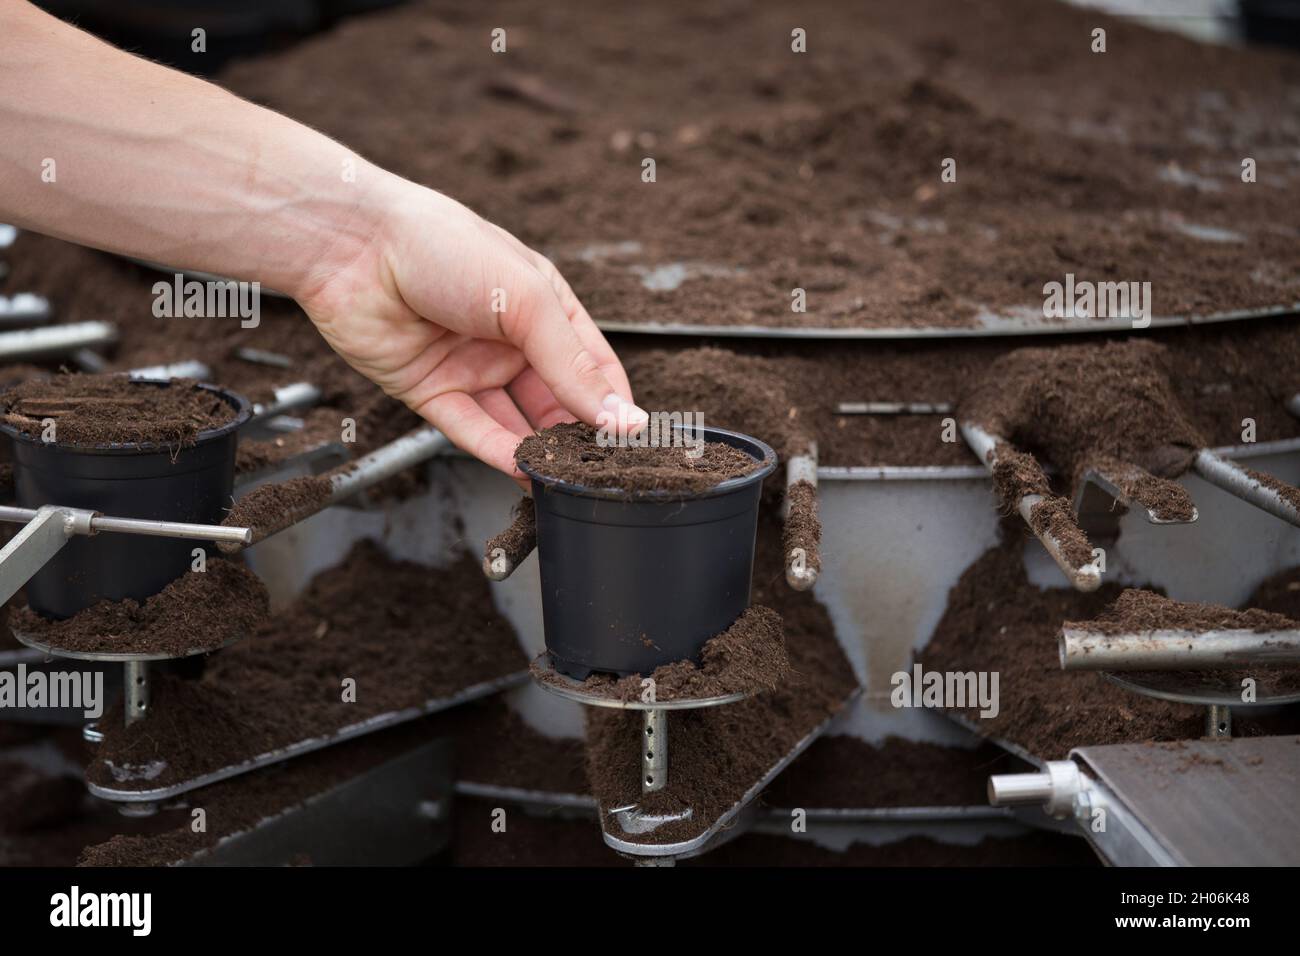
[[0, 293, 51, 326], [835, 401, 954, 415], [1207, 704, 1232, 739], [124, 660, 150, 727], [0, 321, 118, 361], [223, 427, 451, 551], [1060, 627, 1300, 671], [963, 423, 1101, 592], [0, 505, 251, 545], [248, 381, 322, 424], [784, 444, 819, 591], [1193, 449, 1300, 527], [128, 360, 212, 381], [235, 347, 293, 368], [987, 772, 1053, 806], [643, 709, 667, 794]]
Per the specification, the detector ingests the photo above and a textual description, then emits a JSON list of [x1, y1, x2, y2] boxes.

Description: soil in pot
[[517, 421, 775, 679], [0, 373, 238, 448], [516, 420, 761, 494], [0, 373, 250, 620]]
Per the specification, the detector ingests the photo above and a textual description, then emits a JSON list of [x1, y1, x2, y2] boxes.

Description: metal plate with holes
[[599, 686, 863, 858], [182, 738, 453, 866], [1072, 736, 1300, 866], [88, 670, 529, 802]]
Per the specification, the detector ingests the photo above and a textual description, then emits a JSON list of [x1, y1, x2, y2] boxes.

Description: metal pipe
[[222, 427, 451, 551], [1060, 627, 1300, 671], [249, 381, 322, 423], [784, 445, 820, 591], [128, 360, 212, 381], [124, 660, 150, 727], [0, 505, 251, 545], [643, 709, 667, 794], [0, 293, 51, 326], [1286, 393, 1300, 420], [963, 423, 1101, 592], [1193, 449, 1300, 527], [835, 401, 953, 415], [0, 321, 118, 361], [1207, 704, 1232, 739], [987, 772, 1053, 806]]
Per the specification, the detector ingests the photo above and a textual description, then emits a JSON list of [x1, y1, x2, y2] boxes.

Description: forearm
[[0, 0, 389, 298]]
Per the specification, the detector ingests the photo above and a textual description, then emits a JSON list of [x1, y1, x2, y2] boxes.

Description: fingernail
[[601, 393, 649, 432]]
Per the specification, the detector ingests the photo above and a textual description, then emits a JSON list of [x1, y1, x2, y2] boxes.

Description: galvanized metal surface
[[598, 686, 863, 859], [87, 670, 529, 803], [596, 303, 1297, 340], [1061, 627, 1300, 670], [1073, 736, 1300, 866], [183, 738, 453, 866]]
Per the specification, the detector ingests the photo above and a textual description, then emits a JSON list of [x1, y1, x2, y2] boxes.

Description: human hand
[[296, 175, 646, 485]]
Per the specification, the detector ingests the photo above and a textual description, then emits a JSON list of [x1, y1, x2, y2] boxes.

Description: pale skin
[[0, 0, 647, 485]]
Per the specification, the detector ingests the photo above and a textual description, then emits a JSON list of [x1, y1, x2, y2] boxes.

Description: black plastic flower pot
[[0, 380, 251, 620], [519, 426, 777, 679]]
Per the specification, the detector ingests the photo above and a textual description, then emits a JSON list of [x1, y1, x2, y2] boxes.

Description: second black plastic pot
[[519, 426, 777, 679], [0, 380, 250, 619]]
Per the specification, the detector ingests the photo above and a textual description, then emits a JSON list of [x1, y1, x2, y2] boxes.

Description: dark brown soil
[[534, 605, 789, 702], [761, 735, 1032, 809], [1249, 565, 1300, 618], [1071, 588, 1298, 634], [484, 496, 536, 570], [0, 759, 88, 832], [0, 374, 237, 448], [622, 319, 1300, 469], [78, 715, 446, 866], [234, 407, 346, 476], [203, 0, 1300, 331], [443, 699, 589, 795], [961, 340, 1206, 497], [450, 796, 619, 867], [222, 474, 332, 531], [583, 511, 858, 843], [782, 480, 821, 575], [921, 537, 1300, 759], [85, 539, 526, 792], [516, 421, 760, 494], [1094, 456, 1197, 522], [11, 559, 268, 655], [1246, 466, 1300, 513], [1070, 588, 1300, 698], [1027, 497, 1095, 568]]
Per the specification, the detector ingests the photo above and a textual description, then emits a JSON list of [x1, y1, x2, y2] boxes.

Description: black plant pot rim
[[0, 379, 251, 456], [518, 424, 777, 502]]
